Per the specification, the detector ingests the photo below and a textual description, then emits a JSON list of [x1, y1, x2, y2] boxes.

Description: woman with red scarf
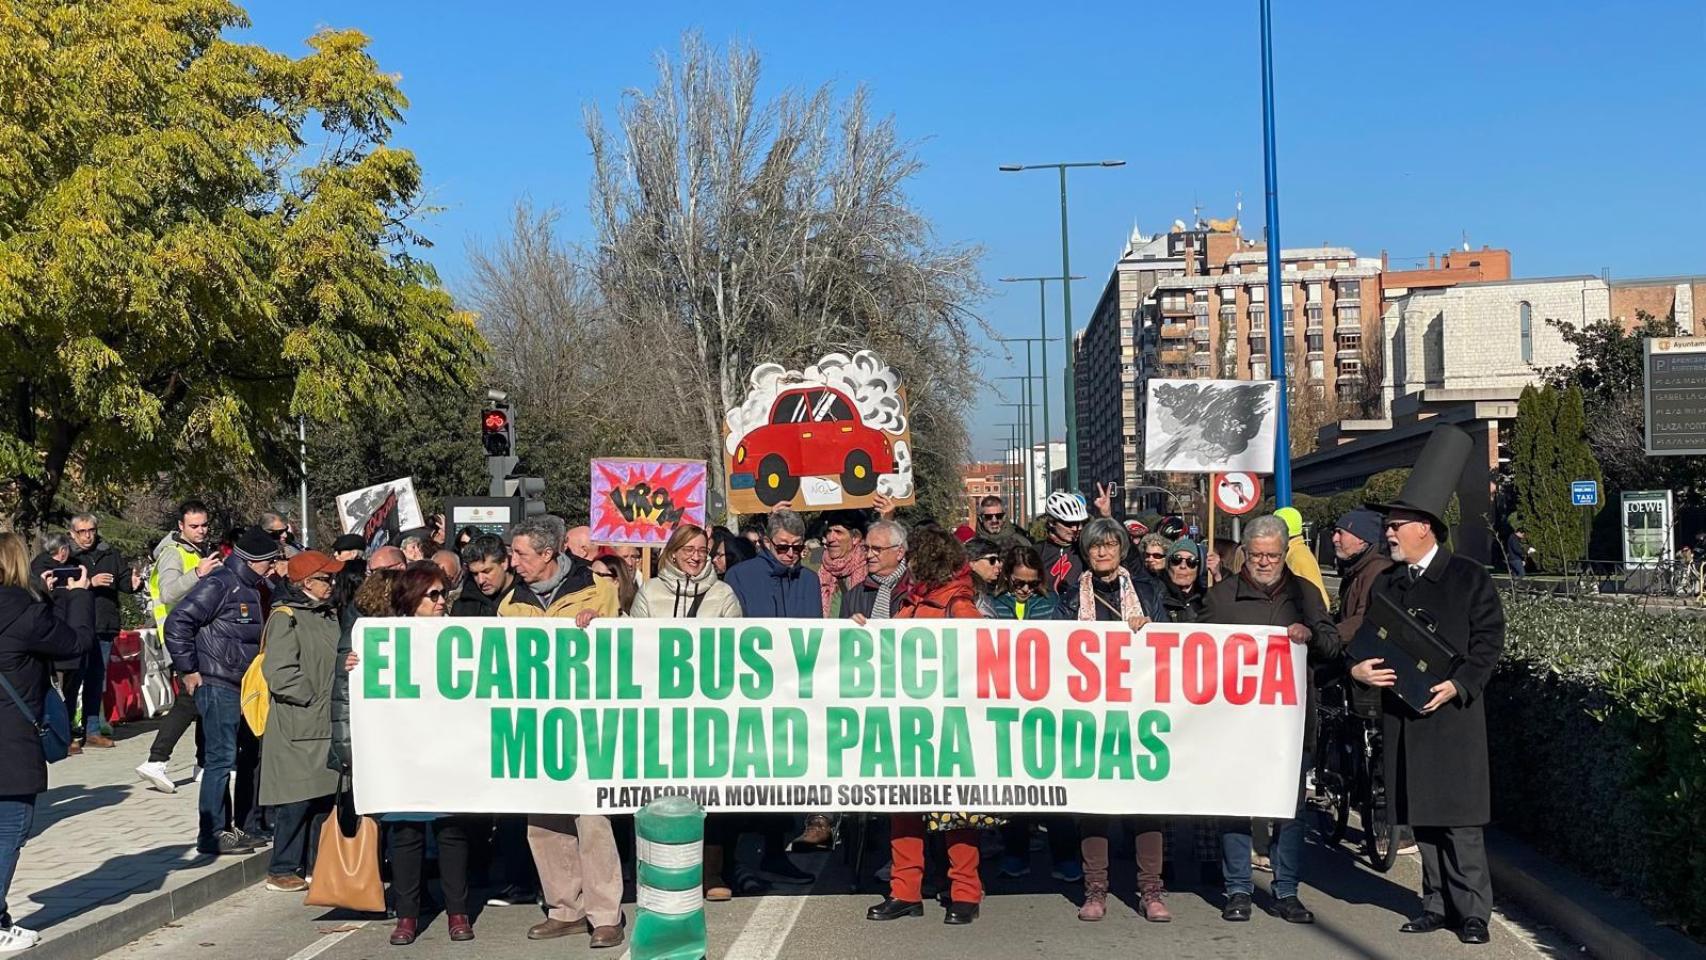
[[864, 527, 992, 926]]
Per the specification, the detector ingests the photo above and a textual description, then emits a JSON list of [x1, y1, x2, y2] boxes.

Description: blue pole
[[1259, 0, 1293, 506]]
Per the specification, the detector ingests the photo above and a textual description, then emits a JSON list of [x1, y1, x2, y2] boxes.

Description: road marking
[[722, 895, 809, 960], [283, 921, 368, 960]]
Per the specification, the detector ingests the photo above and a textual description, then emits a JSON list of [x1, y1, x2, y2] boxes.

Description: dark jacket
[[1160, 578, 1209, 624], [837, 567, 914, 620], [69, 538, 140, 635], [259, 588, 341, 806], [1055, 569, 1167, 622], [0, 586, 91, 795], [982, 522, 1033, 553], [990, 591, 1059, 621], [1204, 569, 1341, 748], [724, 550, 822, 618], [29, 552, 85, 670], [1335, 548, 1394, 648], [164, 553, 272, 689], [1371, 548, 1504, 826], [329, 586, 385, 773], [1038, 539, 1086, 595], [450, 572, 508, 617]]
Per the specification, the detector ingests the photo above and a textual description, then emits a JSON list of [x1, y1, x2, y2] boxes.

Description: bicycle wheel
[[1310, 721, 1351, 847], [1361, 728, 1399, 873]]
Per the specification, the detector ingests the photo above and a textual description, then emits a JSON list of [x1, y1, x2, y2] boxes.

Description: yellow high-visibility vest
[[149, 540, 205, 630]]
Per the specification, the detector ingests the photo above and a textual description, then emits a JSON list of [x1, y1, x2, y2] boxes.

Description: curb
[[1486, 827, 1705, 960], [30, 851, 271, 960]]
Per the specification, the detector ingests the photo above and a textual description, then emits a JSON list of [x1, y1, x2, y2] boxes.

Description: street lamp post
[[997, 336, 1049, 520], [999, 277, 1081, 495], [999, 400, 1031, 525], [1259, 0, 1293, 505], [1000, 161, 1124, 494]]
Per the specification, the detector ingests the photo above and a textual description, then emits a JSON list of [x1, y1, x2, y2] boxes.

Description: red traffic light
[[482, 409, 509, 432]]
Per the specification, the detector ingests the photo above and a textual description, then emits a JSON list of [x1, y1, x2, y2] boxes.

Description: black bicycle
[[1310, 681, 1399, 872]]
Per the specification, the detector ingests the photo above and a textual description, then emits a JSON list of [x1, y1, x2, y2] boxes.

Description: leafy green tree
[[1510, 384, 1601, 566], [0, 0, 483, 531]]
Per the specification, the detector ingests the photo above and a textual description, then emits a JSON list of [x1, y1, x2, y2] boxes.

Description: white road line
[[283, 921, 368, 960], [722, 895, 809, 960]]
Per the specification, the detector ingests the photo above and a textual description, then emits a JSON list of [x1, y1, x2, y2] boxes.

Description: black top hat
[[1366, 423, 1472, 528]]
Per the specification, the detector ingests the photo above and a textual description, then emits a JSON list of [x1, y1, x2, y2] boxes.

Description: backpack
[[241, 606, 292, 736]]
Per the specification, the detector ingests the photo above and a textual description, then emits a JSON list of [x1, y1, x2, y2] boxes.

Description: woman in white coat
[[629, 524, 743, 620]]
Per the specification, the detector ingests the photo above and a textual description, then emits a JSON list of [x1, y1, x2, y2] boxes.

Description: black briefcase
[[1348, 591, 1464, 714]]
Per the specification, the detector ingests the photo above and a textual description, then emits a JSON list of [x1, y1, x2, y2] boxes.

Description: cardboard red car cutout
[[732, 386, 896, 506]]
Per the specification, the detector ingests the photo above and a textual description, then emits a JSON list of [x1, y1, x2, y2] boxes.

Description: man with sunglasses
[[974, 495, 1031, 551], [260, 512, 300, 559], [1357, 425, 1504, 946]]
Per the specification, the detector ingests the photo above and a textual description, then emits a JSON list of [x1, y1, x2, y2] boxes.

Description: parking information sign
[[1571, 480, 1599, 507], [1644, 337, 1706, 455]]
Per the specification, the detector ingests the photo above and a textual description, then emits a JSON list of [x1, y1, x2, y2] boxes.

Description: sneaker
[[136, 761, 175, 794], [265, 874, 308, 893], [997, 854, 1030, 878], [1051, 860, 1084, 883], [233, 828, 270, 848], [486, 885, 538, 907], [196, 830, 257, 857], [0, 924, 41, 952]]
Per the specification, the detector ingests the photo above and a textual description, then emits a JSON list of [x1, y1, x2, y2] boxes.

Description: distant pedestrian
[[137, 500, 219, 793], [66, 514, 143, 750], [0, 532, 91, 952], [1505, 528, 1533, 580]]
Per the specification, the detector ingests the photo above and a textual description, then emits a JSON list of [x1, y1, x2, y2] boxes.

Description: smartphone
[[49, 565, 83, 582]]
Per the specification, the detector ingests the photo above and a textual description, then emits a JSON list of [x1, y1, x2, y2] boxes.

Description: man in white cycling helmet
[[1039, 492, 1090, 593]]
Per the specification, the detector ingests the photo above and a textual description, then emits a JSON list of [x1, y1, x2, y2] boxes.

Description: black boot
[[866, 897, 923, 921]]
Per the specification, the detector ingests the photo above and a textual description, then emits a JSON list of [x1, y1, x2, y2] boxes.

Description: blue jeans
[[1221, 755, 1310, 899], [194, 683, 240, 844], [0, 795, 37, 927], [81, 636, 114, 735]]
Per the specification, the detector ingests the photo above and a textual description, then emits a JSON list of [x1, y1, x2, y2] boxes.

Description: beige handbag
[[304, 783, 386, 914]]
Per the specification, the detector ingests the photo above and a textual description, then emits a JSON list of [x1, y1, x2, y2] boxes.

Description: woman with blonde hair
[[0, 532, 92, 950], [630, 524, 742, 619]]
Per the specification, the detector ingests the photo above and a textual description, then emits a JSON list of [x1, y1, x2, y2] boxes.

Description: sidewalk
[[11, 720, 270, 960]]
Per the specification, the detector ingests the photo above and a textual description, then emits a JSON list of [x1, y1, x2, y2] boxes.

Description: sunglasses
[[771, 542, 806, 555], [307, 574, 335, 585], [1010, 578, 1040, 591], [425, 588, 446, 601], [1169, 555, 1200, 569], [1143, 552, 1166, 560], [982, 512, 1005, 521], [1384, 518, 1424, 531], [976, 554, 1001, 564], [269, 528, 289, 538]]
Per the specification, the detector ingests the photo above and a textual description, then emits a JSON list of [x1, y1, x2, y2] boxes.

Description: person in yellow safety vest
[[1274, 506, 1329, 606], [136, 499, 221, 794], [149, 500, 221, 630]]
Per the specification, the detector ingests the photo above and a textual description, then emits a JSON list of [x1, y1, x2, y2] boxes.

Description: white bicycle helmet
[[1045, 491, 1090, 523]]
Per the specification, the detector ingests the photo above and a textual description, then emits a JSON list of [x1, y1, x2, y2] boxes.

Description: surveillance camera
[[486, 388, 509, 403]]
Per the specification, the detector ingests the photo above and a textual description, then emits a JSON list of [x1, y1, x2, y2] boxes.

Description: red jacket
[[896, 572, 984, 620]]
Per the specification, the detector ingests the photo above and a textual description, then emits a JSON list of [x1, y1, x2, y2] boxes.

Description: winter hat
[[286, 550, 345, 583], [233, 526, 281, 563], [1334, 508, 1383, 547], [953, 524, 975, 544], [330, 533, 367, 554], [1168, 536, 1203, 563], [1274, 507, 1305, 538]]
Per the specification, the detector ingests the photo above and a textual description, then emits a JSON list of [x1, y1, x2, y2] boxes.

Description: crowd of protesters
[[0, 470, 1502, 950]]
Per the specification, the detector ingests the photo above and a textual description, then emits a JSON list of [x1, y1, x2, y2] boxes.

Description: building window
[[1306, 332, 1324, 353], [1519, 301, 1533, 363], [1306, 304, 1324, 328], [1338, 279, 1361, 300]]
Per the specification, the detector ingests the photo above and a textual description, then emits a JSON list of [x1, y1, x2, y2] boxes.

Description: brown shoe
[[265, 873, 309, 893], [589, 925, 625, 949], [527, 918, 589, 940], [1141, 888, 1172, 922], [67, 740, 83, 756], [791, 815, 834, 850], [1077, 884, 1107, 921], [704, 843, 732, 900], [84, 733, 116, 748], [705, 884, 733, 901]]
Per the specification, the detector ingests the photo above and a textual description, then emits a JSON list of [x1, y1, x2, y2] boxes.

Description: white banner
[[349, 617, 1308, 818]]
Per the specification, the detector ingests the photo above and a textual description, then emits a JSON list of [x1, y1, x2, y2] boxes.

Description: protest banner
[[590, 459, 708, 546], [349, 617, 1308, 819], [1144, 379, 1278, 474], [722, 349, 915, 513], [335, 477, 425, 551]]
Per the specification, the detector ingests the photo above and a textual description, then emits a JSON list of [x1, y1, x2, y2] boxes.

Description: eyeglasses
[[771, 542, 805, 555], [1248, 551, 1283, 563], [1168, 555, 1200, 569], [981, 512, 1005, 521], [677, 547, 709, 559], [425, 589, 446, 601], [870, 543, 902, 554], [71, 527, 96, 535], [1143, 552, 1166, 560], [307, 574, 334, 585], [1384, 519, 1423, 531]]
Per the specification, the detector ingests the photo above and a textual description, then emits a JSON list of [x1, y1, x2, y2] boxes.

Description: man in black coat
[[1358, 425, 1503, 946], [66, 514, 142, 748], [1203, 513, 1339, 926]]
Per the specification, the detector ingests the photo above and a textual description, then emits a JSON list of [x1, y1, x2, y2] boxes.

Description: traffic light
[[482, 403, 514, 457], [504, 476, 548, 518]]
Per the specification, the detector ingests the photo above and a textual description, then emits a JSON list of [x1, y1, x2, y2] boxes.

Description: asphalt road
[[103, 828, 1582, 960]]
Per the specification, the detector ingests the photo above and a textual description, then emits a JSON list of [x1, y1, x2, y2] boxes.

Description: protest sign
[[722, 350, 915, 513], [1144, 379, 1278, 474], [350, 617, 1307, 818], [590, 459, 708, 546], [335, 477, 425, 551]]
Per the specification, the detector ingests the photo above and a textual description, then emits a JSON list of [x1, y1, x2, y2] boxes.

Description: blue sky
[[240, 0, 1704, 459]]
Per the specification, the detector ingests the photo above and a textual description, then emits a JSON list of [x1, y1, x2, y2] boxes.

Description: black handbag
[[1348, 590, 1464, 714]]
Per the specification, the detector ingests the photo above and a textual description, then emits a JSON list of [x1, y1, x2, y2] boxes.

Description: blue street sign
[[1571, 480, 1600, 506]]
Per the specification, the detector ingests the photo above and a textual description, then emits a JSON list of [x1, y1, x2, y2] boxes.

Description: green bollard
[[632, 796, 707, 960]]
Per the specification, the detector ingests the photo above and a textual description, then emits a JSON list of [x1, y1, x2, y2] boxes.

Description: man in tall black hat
[[1355, 424, 1504, 946]]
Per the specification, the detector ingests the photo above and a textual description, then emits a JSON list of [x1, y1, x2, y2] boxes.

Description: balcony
[[1337, 348, 1362, 361], [1336, 317, 1362, 334], [1191, 302, 1209, 317], [1191, 327, 1211, 344], [1160, 349, 1189, 365], [1160, 301, 1192, 318]]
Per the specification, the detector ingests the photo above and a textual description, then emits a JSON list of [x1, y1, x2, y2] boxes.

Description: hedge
[[1488, 596, 1706, 934]]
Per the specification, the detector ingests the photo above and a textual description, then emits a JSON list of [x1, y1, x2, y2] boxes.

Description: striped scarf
[[871, 562, 908, 619]]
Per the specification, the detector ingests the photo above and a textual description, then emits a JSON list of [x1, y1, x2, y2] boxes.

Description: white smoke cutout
[[723, 350, 909, 453], [877, 440, 913, 498]]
